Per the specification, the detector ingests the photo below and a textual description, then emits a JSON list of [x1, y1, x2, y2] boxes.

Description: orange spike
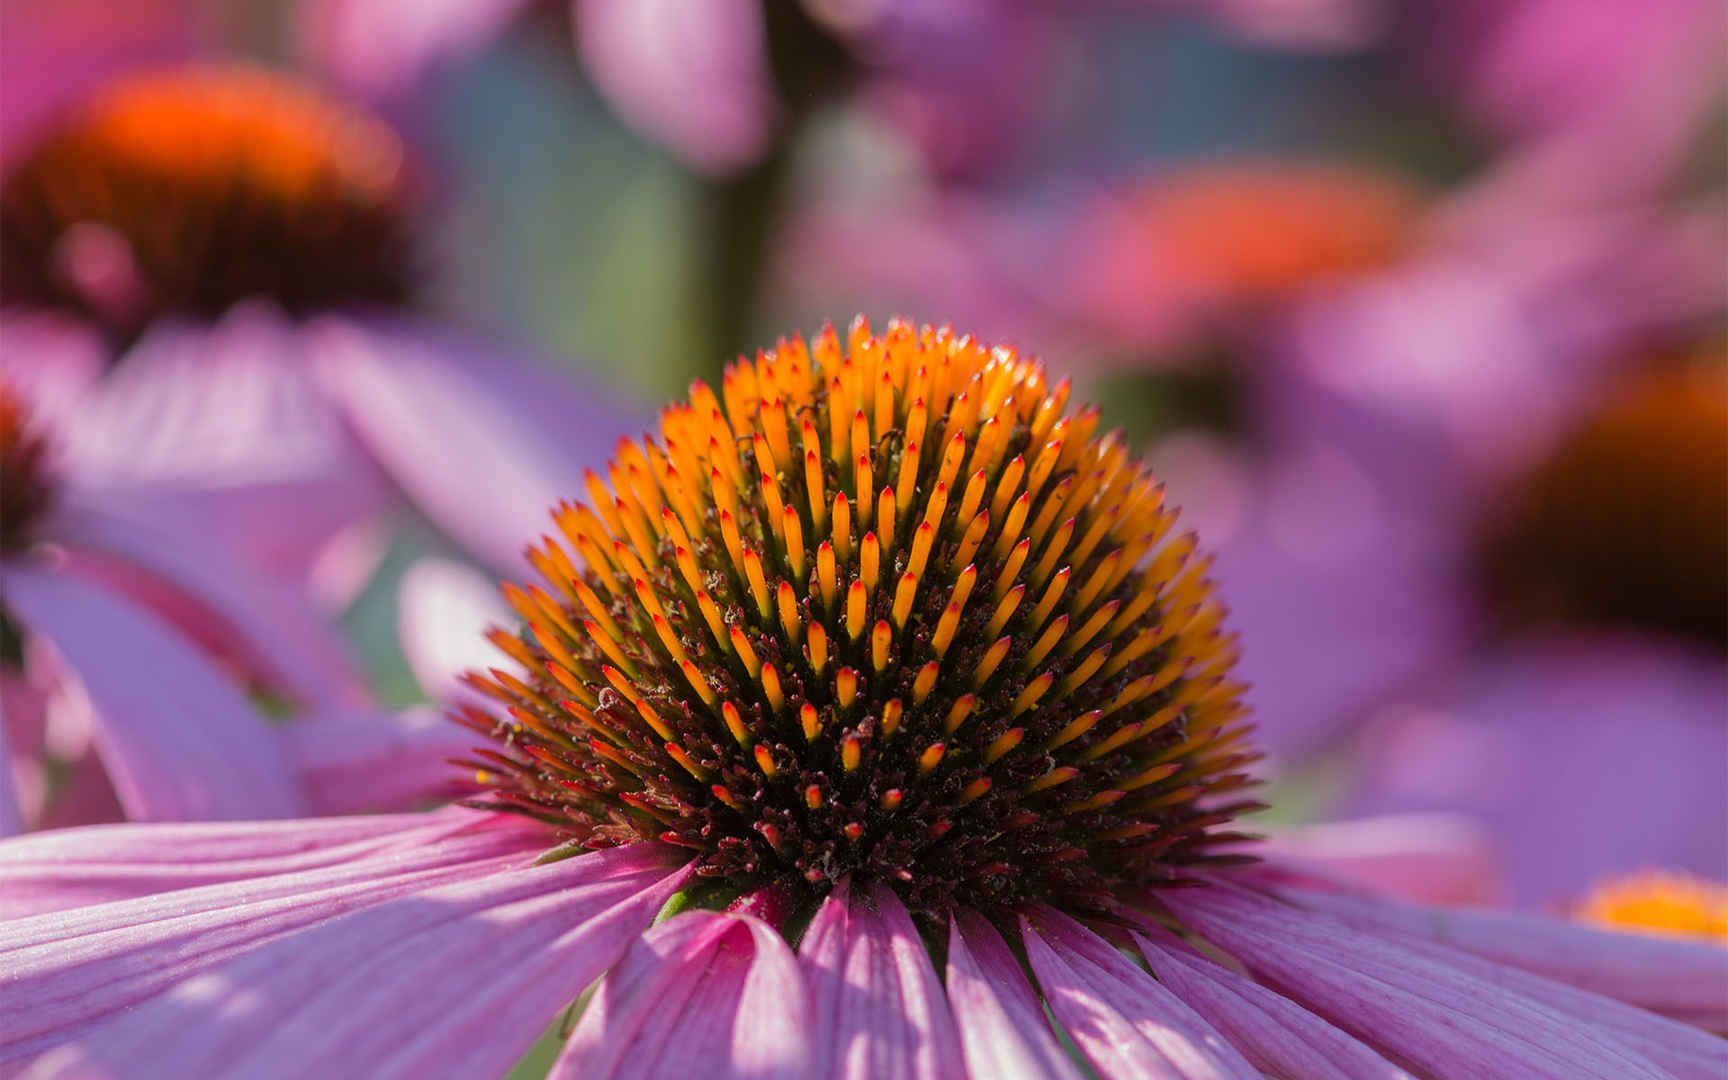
[[846, 580, 868, 641], [881, 698, 903, 739], [892, 571, 918, 630], [931, 602, 963, 659], [817, 541, 838, 610], [896, 441, 921, 504], [958, 777, 993, 806], [742, 548, 771, 617], [985, 583, 1025, 639], [722, 701, 751, 746], [917, 742, 947, 776], [990, 493, 1031, 561], [753, 744, 778, 778], [943, 694, 976, 734], [992, 538, 1031, 600], [1024, 614, 1069, 671], [951, 510, 989, 572], [836, 667, 859, 708], [777, 580, 801, 644], [1047, 710, 1102, 751], [1011, 672, 1054, 717], [800, 702, 822, 743], [803, 449, 827, 532], [728, 625, 761, 678], [877, 486, 897, 553], [956, 468, 989, 528], [841, 734, 863, 772], [854, 454, 874, 523], [860, 532, 881, 592], [912, 660, 940, 704], [871, 620, 892, 674], [973, 637, 1012, 686], [807, 620, 829, 676], [983, 728, 1024, 765], [782, 505, 806, 580], [761, 663, 786, 712], [832, 493, 853, 561]]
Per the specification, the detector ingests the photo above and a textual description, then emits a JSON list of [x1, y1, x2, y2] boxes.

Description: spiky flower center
[[0, 384, 54, 553], [461, 319, 1258, 919], [1478, 356, 1727, 650], [0, 66, 415, 337]]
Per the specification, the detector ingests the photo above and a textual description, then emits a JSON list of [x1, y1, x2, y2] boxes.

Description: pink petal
[[1132, 929, 1413, 1079], [0, 313, 104, 431], [62, 309, 392, 587], [309, 316, 644, 575], [1163, 883, 1673, 1078], [0, 807, 478, 918], [945, 908, 1083, 1080], [53, 501, 371, 709], [282, 705, 477, 815], [0, 809, 553, 1060], [574, 0, 775, 175], [1281, 883, 1728, 1033], [1019, 904, 1260, 1079], [397, 557, 513, 707], [27, 841, 687, 1078], [798, 880, 964, 1079], [1255, 813, 1504, 905], [0, 689, 23, 837], [297, 0, 535, 98], [556, 911, 812, 1079], [0, 564, 306, 823]]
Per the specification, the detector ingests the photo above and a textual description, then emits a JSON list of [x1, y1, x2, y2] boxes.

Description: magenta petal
[[798, 880, 965, 1078], [53, 502, 371, 708], [1163, 884, 1672, 1078], [297, 0, 535, 97], [29, 841, 687, 1078], [309, 316, 644, 575], [945, 909, 1083, 1080], [0, 565, 306, 823], [0, 809, 551, 1060], [0, 807, 484, 918], [1282, 883, 1728, 1034], [397, 557, 513, 707], [284, 706, 475, 815], [1255, 813, 1503, 905], [1132, 930, 1412, 1079], [557, 911, 812, 1079], [1020, 904, 1260, 1079]]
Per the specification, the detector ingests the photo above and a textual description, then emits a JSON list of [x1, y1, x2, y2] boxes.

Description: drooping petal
[[0, 807, 478, 918], [1254, 813, 1503, 905], [798, 880, 965, 1079], [296, 0, 535, 98], [573, 0, 775, 175], [308, 316, 644, 576], [1282, 883, 1728, 1033], [51, 501, 370, 708], [1132, 928, 1413, 1079], [25, 841, 687, 1079], [556, 911, 812, 1079], [945, 909, 1082, 1080], [397, 557, 513, 706], [0, 564, 306, 823], [61, 308, 391, 588], [283, 705, 475, 815], [1163, 883, 1673, 1078], [0, 809, 553, 1060], [1019, 904, 1260, 1079]]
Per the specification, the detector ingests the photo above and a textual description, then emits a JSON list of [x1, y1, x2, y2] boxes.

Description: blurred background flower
[[0, 0, 1721, 918]]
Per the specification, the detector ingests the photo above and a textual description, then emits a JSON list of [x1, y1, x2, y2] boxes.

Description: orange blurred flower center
[[0, 66, 416, 335], [1579, 870, 1728, 943]]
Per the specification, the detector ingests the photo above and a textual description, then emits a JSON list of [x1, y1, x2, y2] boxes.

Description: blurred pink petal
[[53, 501, 371, 708], [36, 843, 687, 1078], [309, 316, 642, 575], [283, 705, 477, 816], [574, 0, 775, 175], [798, 879, 964, 1078], [1163, 882, 1679, 1077], [297, 0, 538, 99], [1345, 638, 1728, 906], [61, 307, 393, 585], [1285, 884, 1728, 1031], [398, 557, 513, 706], [0, 804, 487, 919], [945, 908, 1083, 1079], [1133, 927, 1411, 1077], [558, 910, 812, 1079], [1020, 904, 1260, 1078], [1256, 813, 1503, 906], [0, 564, 306, 823], [0, 689, 23, 837], [0, 809, 554, 1058], [0, 313, 106, 430]]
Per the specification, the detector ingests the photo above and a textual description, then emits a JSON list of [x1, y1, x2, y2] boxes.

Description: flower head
[[1581, 870, 1728, 944], [462, 317, 1255, 916], [0, 66, 414, 337]]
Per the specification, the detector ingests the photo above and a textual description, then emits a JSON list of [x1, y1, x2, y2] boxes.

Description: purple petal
[[0, 564, 306, 823], [1282, 882, 1728, 1033], [282, 705, 476, 815], [945, 908, 1083, 1080], [27, 841, 687, 1078], [0, 686, 23, 837], [1019, 904, 1260, 1079], [574, 0, 775, 175], [1162, 883, 1673, 1078], [1132, 929, 1413, 1079], [53, 501, 371, 708], [397, 557, 513, 707], [0, 808, 553, 1060], [557, 911, 812, 1079], [1255, 813, 1504, 905], [308, 316, 644, 576], [296, 0, 535, 98], [62, 308, 392, 587], [0, 806, 482, 918], [798, 880, 964, 1079]]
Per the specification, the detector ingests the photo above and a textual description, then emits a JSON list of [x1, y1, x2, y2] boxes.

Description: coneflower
[[3, 320, 1723, 1079]]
